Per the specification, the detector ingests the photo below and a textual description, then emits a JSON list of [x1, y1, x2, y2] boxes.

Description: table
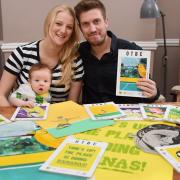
[[0, 104, 180, 180]]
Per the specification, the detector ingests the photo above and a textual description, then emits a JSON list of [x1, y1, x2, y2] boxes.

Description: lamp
[[140, 0, 168, 97]]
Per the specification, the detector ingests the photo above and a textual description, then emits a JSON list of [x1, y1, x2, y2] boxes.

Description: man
[[74, 0, 160, 104]]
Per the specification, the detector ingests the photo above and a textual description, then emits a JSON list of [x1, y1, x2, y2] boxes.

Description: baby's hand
[[22, 101, 35, 108]]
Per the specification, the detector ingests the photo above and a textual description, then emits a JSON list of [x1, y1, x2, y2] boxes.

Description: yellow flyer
[[75, 121, 173, 180], [84, 102, 124, 120], [155, 144, 180, 173], [40, 136, 107, 177]]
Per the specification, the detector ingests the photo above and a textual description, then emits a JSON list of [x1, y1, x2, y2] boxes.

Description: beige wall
[[153, 0, 180, 100], [1, 0, 155, 42]]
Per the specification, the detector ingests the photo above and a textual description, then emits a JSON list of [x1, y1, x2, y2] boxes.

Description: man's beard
[[90, 34, 106, 47]]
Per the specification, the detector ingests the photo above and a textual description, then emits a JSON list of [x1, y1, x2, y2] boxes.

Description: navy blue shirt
[[79, 31, 160, 104]]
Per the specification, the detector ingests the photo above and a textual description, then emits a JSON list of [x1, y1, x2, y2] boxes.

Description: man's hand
[[136, 78, 157, 99]]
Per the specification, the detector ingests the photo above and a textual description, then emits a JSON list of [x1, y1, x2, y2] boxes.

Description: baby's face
[[30, 69, 51, 95]]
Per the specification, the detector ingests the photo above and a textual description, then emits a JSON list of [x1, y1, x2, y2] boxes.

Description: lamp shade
[[140, 0, 160, 18]]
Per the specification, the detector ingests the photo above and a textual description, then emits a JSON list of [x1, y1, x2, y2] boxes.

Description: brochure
[[0, 114, 10, 125], [84, 102, 124, 120], [155, 144, 180, 173], [164, 105, 180, 124], [116, 49, 151, 97], [116, 104, 143, 120], [140, 104, 168, 120], [11, 103, 49, 121], [40, 136, 108, 178]]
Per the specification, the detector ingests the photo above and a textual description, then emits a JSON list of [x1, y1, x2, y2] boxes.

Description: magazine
[[116, 104, 143, 120], [116, 49, 151, 97], [84, 102, 125, 120], [140, 104, 168, 120], [155, 144, 180, 173], [39, 136, 108, 178], [164, 105, 180, 124], [11, 103, 49, 121], [0, 114, 10, 125]]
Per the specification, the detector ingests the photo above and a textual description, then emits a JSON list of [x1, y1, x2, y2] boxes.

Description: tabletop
[[0, 103, 180, 180]]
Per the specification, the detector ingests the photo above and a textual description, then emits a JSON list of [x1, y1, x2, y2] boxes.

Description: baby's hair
[[29, 63, 52, 79]]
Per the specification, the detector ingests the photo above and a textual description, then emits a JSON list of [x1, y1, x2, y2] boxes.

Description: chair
[[171, 85, 180, 102]]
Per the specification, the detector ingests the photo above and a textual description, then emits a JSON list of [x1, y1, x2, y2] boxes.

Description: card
[[155, 144, 180, 173], [84, 102, 124, 120], [39, 136, 108, 178], [11, 103, 49, 121], [140, 104, 168, 120], [0, 114, 10, 125], [116, 49, 151, 97], [116, 104, 143, 120], [164, 105, 180, 124]]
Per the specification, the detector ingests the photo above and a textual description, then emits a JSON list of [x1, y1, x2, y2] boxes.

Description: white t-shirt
[[10, 83, 51, 103]]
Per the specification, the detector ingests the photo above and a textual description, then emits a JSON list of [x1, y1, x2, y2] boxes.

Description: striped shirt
[[5, 41, 84, 103]]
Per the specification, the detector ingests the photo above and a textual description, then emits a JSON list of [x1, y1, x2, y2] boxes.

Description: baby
[[9, 63, 52, 107]]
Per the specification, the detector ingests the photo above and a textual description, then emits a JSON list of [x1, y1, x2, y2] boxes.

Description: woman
[[0, 5, 83, 106]]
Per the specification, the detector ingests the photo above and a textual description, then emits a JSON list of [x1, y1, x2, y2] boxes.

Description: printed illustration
[[11, 104, 49, 121]]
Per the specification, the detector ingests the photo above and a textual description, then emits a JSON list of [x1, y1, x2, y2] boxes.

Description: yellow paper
[[0, 151, 53, 167], [34, 129, 65, 148], [75, 121, 173, 180], [89, 104, 118, 115], [36, 101, 89, 129]]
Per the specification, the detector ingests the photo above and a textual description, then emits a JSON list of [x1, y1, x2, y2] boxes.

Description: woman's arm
[[68, 80, 82, 103], [0, 70, 17, 107]]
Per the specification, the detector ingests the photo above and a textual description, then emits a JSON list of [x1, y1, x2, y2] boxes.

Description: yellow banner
[[75, 121, 173, 180], [120, 77, 139, 82]]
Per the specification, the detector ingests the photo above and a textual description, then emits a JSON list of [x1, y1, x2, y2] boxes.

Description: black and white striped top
[[5, 41, 84, 103]]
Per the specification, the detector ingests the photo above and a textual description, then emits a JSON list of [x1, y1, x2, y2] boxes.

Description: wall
[[154, 0, 180, 101], [1, 0, 156, 42], [0, 0, 3, 77]]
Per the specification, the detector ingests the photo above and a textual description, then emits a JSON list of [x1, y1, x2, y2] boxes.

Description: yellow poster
[[75, 121, 173, 180]]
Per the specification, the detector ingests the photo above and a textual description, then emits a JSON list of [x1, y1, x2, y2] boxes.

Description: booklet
[[155, 144, 180, 173], [84, 102, 124, 120], [40, 136, 108, 178], [11, 103, 49, 121], [140, 104, 168, 120], [116, 104, 143, 120], [116, 49, 151, 97], [164, 105, 180, 124], [0, 114, 11, 125]]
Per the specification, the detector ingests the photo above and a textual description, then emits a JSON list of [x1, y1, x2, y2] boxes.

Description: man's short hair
[[74, 0, 106, 22]]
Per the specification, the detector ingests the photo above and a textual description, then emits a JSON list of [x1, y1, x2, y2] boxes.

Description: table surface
[[0, 103, 180, 180]]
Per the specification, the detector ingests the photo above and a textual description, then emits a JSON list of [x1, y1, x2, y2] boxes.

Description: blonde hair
[[44, 5, 80, 89]]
